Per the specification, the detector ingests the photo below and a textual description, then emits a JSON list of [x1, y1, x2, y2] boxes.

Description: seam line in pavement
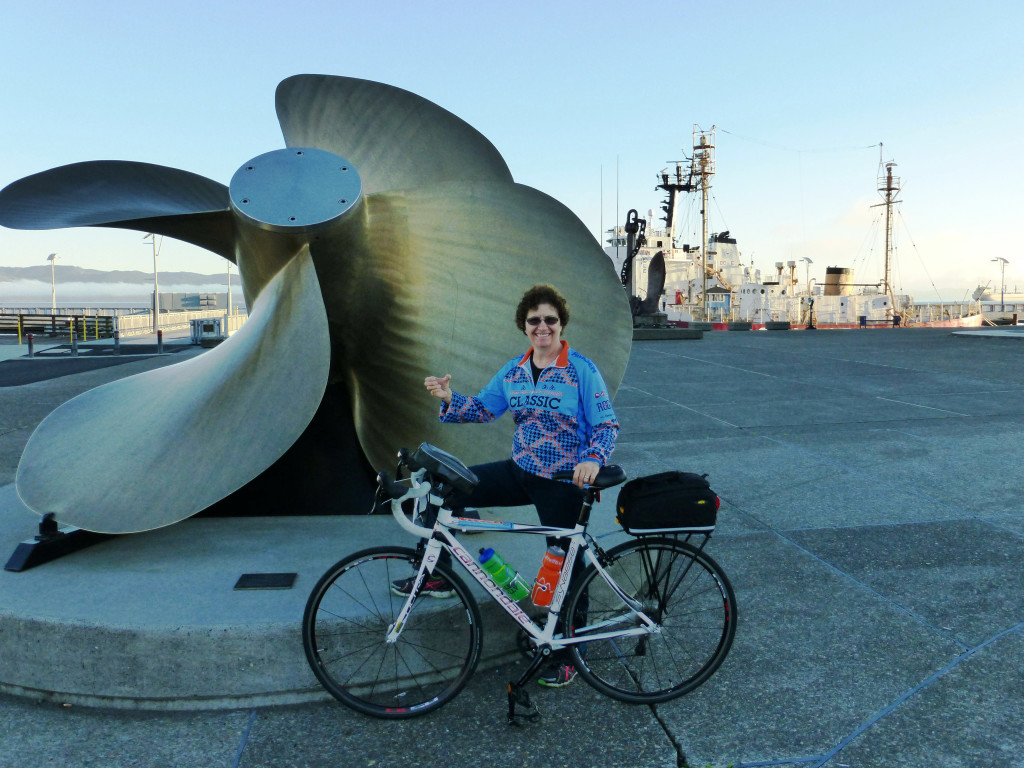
[[809, 621, 1024, 768], [232, 709, 258, 768], [978, 517, 1024, 540], [755, 433, 966, 515], [618, 385, 742, 428], [727, 622, 1024, 768], [873, 396, 970, 416], [765, 526, 971, 651]]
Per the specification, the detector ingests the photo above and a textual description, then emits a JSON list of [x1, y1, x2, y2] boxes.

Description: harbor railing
[[113, 309, 246, 337], [0, 308, 248, 343]]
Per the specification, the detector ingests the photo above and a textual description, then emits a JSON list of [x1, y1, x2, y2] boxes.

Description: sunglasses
[[526, 315, 560, 326]]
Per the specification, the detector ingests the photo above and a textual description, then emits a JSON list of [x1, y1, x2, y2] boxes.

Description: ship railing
[[910, 301, 982, 324]]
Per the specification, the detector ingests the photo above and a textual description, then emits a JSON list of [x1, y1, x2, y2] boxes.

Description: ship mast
[[877, 158, 901, 317], [692, 126, 716, 321]]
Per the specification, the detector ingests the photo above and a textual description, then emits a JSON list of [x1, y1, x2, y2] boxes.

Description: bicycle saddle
[[551, 464, 626, 489]]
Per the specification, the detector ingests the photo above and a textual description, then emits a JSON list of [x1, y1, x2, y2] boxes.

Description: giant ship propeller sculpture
[[0, 75, 632, 535]]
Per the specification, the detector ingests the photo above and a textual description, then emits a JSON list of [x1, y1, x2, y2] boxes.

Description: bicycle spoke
[[302, 547, 482, 718], [565, 538, 736, 704]]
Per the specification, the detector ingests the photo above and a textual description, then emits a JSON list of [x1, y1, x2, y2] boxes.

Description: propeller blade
[[276, 75, 513, 194], [16, 249, 330, 533], [0, 160, 235, 259], [310, 180, 633, 472]]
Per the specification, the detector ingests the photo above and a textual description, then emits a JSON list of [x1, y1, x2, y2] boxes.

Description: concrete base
[[0, 482, 624, 710], [632, 312, 668, 328], [632, 327, 703, 340]]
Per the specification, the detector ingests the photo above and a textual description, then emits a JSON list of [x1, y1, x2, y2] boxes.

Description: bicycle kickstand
[[506, 651, 548, 725]]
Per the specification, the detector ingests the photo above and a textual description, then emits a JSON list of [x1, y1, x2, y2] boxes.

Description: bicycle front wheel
[[302, 546, 482, 718], [565, 537, 736, 704]]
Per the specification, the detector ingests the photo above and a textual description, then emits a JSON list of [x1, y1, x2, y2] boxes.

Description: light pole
[[992, 257, 1009, 308], [800, 257, 813, 295], [144, 234, 161, 333], [46, 253, 57, 313]]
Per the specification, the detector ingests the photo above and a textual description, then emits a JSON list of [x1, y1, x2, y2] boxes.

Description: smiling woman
[[418, 282, 619, 687]]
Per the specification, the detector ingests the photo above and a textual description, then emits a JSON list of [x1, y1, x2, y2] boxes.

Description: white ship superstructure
[[608, 136, 983, 328]]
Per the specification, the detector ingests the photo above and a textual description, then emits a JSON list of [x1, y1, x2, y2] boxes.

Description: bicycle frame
[[384, 470, 659, 651]]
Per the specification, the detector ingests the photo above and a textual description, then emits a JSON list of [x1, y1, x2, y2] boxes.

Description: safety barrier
[[1, 309, 248, 342], [0, 314, 115, 343]]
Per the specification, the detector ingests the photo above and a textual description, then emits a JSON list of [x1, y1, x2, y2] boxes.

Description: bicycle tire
[[303, 546, 482, 718], [565, 537, 736, 704]]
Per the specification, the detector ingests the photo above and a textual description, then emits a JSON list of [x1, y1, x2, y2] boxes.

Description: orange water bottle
[[531, 545, 565, 607]]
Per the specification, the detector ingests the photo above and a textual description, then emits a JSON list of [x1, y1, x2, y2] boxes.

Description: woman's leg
[[392, 460, 529, 596], [433, 460, 531, 569], [519, 467, 588, 673]]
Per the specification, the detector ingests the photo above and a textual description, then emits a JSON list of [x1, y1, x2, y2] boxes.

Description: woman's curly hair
[[515, 284, 570, 333]]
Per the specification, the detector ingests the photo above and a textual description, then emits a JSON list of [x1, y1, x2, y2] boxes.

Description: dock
[[0, 327, 1022, 767]]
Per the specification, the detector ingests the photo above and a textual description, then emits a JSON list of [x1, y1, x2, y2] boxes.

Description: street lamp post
[[992, 257, 1009, 309], [144, 234, 161, 333], [800, 257, 813, 295], [46, 253, 57, 313]]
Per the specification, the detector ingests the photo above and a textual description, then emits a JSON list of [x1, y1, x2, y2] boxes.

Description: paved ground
[[1, 327, 1023, 767]]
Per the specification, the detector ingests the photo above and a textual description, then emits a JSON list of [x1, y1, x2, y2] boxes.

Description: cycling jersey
[[439, 341, 619, 478]]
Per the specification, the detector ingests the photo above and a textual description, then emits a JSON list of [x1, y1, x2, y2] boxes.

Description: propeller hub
[[229, 148, 361, 232]]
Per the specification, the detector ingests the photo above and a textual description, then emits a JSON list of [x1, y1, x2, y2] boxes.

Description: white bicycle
[[302, 443, 737, 720]]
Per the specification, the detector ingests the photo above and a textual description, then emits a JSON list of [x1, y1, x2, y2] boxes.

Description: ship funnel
[[824, 267, 854, 296]]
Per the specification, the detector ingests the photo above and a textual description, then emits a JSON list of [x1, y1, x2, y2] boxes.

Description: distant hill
[[0, 265, 239, 285]]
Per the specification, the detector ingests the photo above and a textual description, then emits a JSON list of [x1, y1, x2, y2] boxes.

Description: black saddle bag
[[615, 471, 719, 535]]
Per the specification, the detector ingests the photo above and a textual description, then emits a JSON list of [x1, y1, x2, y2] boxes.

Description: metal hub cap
[[229, 147, 361, 232]]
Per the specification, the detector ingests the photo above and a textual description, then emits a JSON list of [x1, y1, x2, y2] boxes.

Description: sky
[[1, 0, 1021, 302]]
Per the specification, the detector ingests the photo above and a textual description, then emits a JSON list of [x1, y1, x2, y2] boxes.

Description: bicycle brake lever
[[376, 470, 409, 500]]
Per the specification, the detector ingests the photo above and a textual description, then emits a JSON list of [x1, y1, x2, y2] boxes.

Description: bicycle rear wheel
[[565, 537, 736, 704], [303, 546, 482, 718]]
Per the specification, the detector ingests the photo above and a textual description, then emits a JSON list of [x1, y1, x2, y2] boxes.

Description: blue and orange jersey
[[439, 341, 619, 479]]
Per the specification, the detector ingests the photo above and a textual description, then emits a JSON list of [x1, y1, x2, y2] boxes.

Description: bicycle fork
[[384, 539, 444, 644]]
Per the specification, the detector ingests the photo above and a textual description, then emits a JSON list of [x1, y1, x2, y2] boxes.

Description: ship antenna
[[876, 156, 901, 315]]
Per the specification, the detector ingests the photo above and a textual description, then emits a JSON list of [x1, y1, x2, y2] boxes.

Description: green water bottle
[[478, 548, 530, 601]]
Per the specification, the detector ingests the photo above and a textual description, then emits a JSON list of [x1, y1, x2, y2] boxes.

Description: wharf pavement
[[0, 326, 1023, 767]]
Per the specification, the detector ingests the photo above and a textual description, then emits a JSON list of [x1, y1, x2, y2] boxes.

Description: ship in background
[[607, 128, 984, 329]]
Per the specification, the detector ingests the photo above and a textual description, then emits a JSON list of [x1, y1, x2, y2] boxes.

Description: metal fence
[[0, 309, 248, 342], [114, 309, 245, 337]]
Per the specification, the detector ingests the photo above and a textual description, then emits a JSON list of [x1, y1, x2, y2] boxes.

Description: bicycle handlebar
[[376, 469, 434, 538]]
